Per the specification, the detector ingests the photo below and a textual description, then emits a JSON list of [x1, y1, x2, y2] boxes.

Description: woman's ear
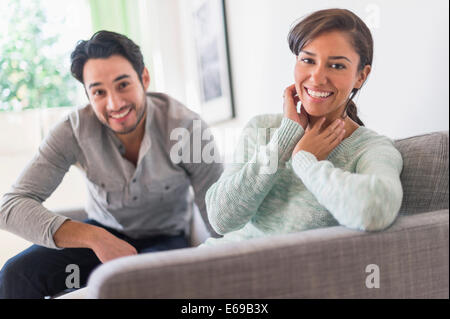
[[355, 64, 371, 89]]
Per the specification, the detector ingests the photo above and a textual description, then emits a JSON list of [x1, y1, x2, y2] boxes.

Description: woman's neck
[[308, 115, 359, 139]]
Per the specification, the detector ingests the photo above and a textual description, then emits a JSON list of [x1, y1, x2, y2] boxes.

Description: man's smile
[[109, 106, 134, 122]]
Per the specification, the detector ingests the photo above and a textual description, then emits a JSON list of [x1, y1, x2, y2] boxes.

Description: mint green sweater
[[202, 114, 403, 246]]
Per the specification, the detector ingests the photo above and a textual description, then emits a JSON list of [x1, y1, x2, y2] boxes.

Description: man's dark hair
[[70, 30, 145, 84]]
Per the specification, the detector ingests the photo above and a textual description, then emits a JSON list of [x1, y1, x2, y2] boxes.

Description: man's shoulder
[[58, 104, 103, 140], [148, 92, 203, 130]]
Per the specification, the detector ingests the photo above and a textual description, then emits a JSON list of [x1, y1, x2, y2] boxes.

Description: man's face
[[83, 55, 150, 135]]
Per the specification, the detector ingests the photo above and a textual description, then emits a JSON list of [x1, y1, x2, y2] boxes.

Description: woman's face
[[294, 30, 371, 120]]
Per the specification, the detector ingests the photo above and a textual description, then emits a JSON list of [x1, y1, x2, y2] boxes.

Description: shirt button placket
[[130, 176, 139, 204]]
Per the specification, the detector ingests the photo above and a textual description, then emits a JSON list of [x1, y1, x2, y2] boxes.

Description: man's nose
[[107, 93, 125, 111]]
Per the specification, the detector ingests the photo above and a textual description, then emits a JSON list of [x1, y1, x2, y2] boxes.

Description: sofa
[[57, 130, 449, 299]]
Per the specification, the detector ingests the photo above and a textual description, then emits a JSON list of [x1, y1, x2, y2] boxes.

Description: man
[[0, 31, 223, 298]]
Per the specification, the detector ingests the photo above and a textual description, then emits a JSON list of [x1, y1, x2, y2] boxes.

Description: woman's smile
[[304, 86, 334, 101]]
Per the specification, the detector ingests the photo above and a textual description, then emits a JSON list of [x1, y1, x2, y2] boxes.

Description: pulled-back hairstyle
[[70, 30, 145, 85], [288, 9, 373, 126]]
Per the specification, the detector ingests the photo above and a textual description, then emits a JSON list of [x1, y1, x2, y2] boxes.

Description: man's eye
[[331, 63, 345, 69], [93, 90, 104, 96], [119, 82, 129, 89]]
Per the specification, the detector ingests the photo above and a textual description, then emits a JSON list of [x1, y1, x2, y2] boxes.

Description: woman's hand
[[292, 117, 345, 161], [283, 84, 309, 130]]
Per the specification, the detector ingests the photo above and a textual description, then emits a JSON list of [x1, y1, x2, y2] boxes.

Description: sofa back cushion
[[395, 131, 449, 215]]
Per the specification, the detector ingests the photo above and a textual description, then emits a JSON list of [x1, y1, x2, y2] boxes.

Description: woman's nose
[[309, 65, 328, 85]]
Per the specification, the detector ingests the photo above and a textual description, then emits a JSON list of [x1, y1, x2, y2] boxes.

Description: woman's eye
[[300, 58, 314, 64], [331, 63, 346, 69]]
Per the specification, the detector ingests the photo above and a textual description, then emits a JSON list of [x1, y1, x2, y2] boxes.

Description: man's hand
[[292, 117, 345, 161], [53, 220, 138, 263], [283, 84, 309, 130], [89, 228, 138, 263]]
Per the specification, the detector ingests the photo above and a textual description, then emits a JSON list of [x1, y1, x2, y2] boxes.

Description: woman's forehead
[[301, 31, 359, 59]]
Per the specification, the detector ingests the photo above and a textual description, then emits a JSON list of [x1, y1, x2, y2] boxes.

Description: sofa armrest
[[85, 209, 449, 299]]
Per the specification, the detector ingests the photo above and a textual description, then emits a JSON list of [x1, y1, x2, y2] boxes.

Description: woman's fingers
[[294, 116, 347, 160], [311, 117, 326, 132], [323, 118, 344, 137], [283, 86, 298, 109], [283, 84, 296, 100], [284, 84, 305, 127], [330, 128, 346, 148]]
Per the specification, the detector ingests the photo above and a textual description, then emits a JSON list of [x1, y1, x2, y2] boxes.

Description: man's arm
[[178, 118, 224, 238], [0, 117, 80, 248], [0, 116, 139, 263], [53, 220, 137, 262]]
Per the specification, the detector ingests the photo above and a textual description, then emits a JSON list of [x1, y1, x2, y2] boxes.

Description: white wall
[[1, 0, 448, 267], [155, 0, 449, 139]]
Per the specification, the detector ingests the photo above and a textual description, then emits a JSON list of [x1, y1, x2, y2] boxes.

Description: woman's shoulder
[[346, 126, 399, 159], [244, 113, 284, 130], [354, 126, 395, 145]]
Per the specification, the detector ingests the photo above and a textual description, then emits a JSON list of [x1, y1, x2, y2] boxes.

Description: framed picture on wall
[[179, 0, 235, 124]]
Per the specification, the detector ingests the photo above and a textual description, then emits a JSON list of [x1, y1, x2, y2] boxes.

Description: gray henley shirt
[[0, 92, 223, 249]]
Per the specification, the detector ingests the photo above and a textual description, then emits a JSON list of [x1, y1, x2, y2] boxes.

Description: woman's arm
[[206, 116, 304, 235], [292, 142, 403, 231]]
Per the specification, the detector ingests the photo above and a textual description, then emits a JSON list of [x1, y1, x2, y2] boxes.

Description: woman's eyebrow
[[329, 56, 352, 63], [300, 50, 352, 63]]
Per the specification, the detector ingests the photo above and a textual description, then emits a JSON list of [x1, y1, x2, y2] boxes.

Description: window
[[0, 0, 92, 112], [0, 0, 93, 213]]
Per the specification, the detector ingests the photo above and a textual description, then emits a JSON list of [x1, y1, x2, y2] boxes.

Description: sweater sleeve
[[206, 116, 304, 235], [291, 141, 403, 231]]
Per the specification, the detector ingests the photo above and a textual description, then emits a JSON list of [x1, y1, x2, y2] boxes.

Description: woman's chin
[[303, 104, 343, 119], [303, 108, 326, 118]]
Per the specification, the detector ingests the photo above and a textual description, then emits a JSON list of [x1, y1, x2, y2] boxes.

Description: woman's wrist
[[276, 117, 305, 160]]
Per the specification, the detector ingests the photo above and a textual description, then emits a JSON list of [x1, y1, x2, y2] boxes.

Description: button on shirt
[[0, 92, 224, 249]]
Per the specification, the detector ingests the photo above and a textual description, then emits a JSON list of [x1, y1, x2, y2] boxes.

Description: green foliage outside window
[[0, 0, 78, 112]]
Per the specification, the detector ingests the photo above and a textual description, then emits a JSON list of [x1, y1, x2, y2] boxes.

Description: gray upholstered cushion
[[395, 131, 449, 215], [86, 209, 449, 298]]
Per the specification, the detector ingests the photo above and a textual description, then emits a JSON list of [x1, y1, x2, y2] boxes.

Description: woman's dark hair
[[70, 30, 145, 85], [288, 8, 373, 126]]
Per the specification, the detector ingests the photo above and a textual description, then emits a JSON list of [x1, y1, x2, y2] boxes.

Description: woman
[[202, 8, 403, 246]]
